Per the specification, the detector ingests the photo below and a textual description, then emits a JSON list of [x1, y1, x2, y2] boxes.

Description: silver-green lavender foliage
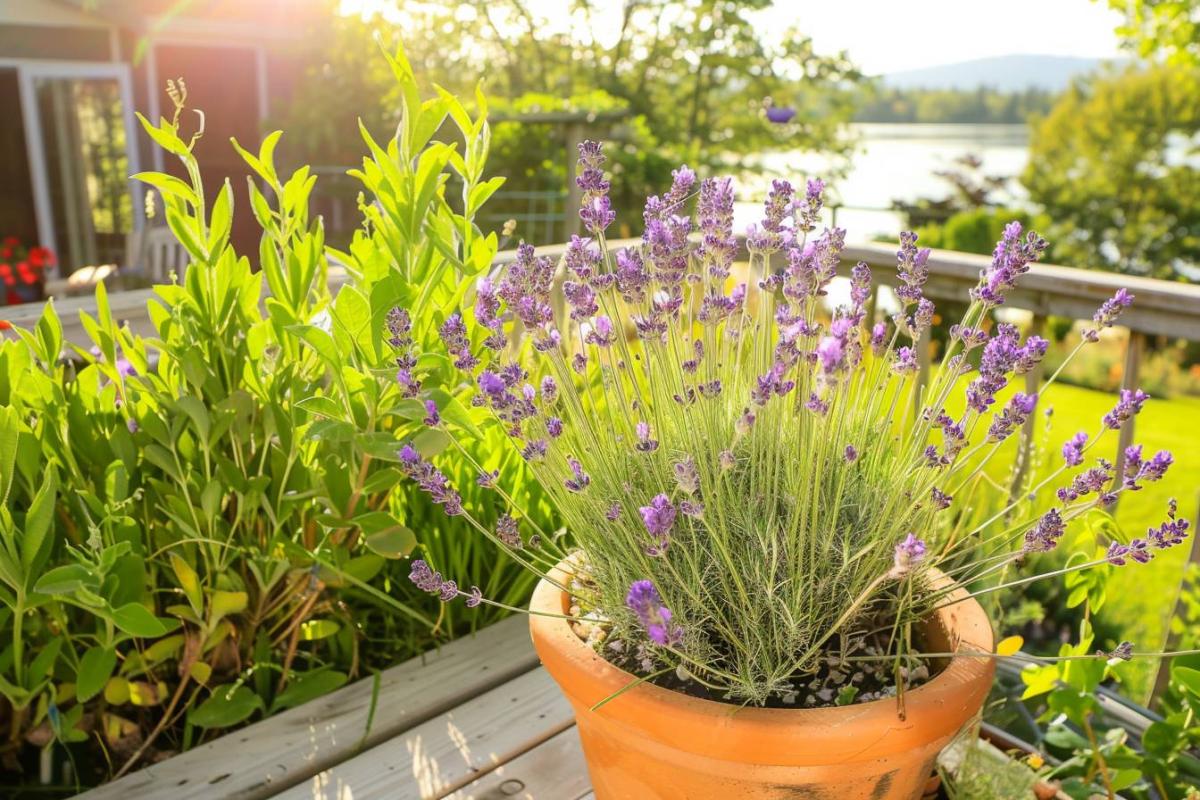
[[398, 141, 1183, 705]]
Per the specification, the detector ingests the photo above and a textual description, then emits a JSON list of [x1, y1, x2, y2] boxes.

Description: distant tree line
[[853, 86, 1059, 124]]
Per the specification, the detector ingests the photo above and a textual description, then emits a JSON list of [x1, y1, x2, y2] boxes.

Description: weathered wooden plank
[[271, 668, 574, 800], [77, 614, 537, 800], [439, 727, 589, 800]]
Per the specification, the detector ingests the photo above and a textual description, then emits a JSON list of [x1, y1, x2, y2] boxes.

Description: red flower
[[2, 236, 19, 247], [28, 246, 54, 268], [0, 320, 11, 331]]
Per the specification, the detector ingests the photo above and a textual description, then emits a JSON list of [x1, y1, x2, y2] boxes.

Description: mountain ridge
[[881, 54, 1120, 91]]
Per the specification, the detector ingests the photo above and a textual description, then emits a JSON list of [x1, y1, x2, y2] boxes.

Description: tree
[[1022, 66, 1200, 280], [1103, 0, 1200, 67], [281, 1, 865, 231]]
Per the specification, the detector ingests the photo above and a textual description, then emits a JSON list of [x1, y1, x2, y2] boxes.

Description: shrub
[[0, 47, 550, 785]]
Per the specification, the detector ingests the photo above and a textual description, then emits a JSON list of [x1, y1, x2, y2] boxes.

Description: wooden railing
[[5, 235, 1200, 700]]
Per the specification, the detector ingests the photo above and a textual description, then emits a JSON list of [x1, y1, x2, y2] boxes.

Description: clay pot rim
[[529, 557, 996, 763]]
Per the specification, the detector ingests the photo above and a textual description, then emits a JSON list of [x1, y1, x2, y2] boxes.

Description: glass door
[[15, 62, 142, 277]]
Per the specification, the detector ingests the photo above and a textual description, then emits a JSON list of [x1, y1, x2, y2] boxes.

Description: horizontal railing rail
[[5, 234, 1200, 703], [8, 236, 1199, 344]]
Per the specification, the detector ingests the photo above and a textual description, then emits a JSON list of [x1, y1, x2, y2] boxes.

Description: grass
[[990, 377, 1200, 700]]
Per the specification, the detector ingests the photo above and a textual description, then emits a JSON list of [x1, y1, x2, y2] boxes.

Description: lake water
[[733, 123, 1031, 241]]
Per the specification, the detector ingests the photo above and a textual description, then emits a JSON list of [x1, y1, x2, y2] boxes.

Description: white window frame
[[0, 58, 144, 277]]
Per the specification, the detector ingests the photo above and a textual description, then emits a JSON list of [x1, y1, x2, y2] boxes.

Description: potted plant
[[0, 235, 54, 306], [388, 142, 1182, 798]]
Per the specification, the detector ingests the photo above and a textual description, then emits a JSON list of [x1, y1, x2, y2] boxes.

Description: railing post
[[1111, 330, 1147, 510], [1009, 314, 1047, 503], [914, 334, 932, 417], [564, 122, 585, 238]]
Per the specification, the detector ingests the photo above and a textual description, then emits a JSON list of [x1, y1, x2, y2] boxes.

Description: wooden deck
[[76, 615, 594, 800]]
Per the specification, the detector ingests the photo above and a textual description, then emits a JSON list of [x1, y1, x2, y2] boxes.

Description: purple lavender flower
[[1023, 508, 1065, 553], [1014, 336, 1049, 375], [746, 180, 794, 253], [580, 195, 616, 234], [399, 446, 463, 516], [870, 322, 888, 355], [640, 494, 676, 555], [843, 445, 859, 463], [987, 392, 1038, 442], [892, 346, 918, 375], [1057, 460, 1115, 504], [615, 248, 648, 304], [465, 586, 483, 608], [114, 358, 136, 378], [476, 469, 499, 488], [680, 500, 704, 519], [1148, 498, 1190, 550], [496, 515, 521, 548], [635, 421, 659, 452], [439, 312, 477, 371], [540, 375, 558, 404], [950, 325, 989, 350], [1122, 446, 1173, 490], [1103, 389, 1149, 430], [546, 417, 563, 438], [474, 277, 505, 349], [931, 487, 953, 510], [1106, 539, 1152, 566], [564, 457, 590, 492], [696, 178, 737, 279], [673, 457, 699, 494], [585, 314, 616, 347], [1062, 432, 1088, 467], [605, 502, 621, 521], [522, 439, 548, 461], [409, 559, 462, 602], [965, 325, 1022, 413], [891, 533, 927, 577], [895, 231, 931, 305], [563, 280, 598, 321], [498, 244, 555, 328], [1083, 289, 1134, 341], [423, 399, 440, 427], [796, 178, 825, 232], [970, 221, 1048, 305], [718, 450, 736, 471], [126, 417, 139, 434], [626, 580, 683, 647]]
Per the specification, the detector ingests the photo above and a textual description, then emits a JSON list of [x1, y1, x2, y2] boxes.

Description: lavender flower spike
[[890, 533, 927, 578], [626, 580, 683, 646], [1083, 288, 1134, 342]]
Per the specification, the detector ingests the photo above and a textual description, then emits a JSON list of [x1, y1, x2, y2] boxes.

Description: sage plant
[[396, 141, 1183, 705]]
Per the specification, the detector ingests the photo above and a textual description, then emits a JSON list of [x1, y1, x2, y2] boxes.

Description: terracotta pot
[[529, 560, 995, 800]]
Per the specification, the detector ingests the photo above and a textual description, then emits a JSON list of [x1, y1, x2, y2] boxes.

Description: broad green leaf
[[21, 469, 56, 574], [299, 619, 340, 641], [188, 684, 263, 729], [356, 512, 416, 559], [76, 646, 118, 703], [411, 428, 452, 458], [170, 553, 204, 615], [1173, 665, 1200, 697], [297, 395, 345, 421], [209, 590, 248, 626], [0, 406, 19, 505], [34, 564, 94, 596], [111, 603, 172, 638]]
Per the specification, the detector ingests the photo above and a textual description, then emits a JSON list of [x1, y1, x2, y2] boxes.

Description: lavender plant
[[394, 141, 1184, 706]]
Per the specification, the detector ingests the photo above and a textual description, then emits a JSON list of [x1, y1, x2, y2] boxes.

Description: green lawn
[[992, 380, 1200, 700]]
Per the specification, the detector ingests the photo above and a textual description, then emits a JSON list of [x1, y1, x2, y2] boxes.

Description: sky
[[342, 0, 1128, 75]]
